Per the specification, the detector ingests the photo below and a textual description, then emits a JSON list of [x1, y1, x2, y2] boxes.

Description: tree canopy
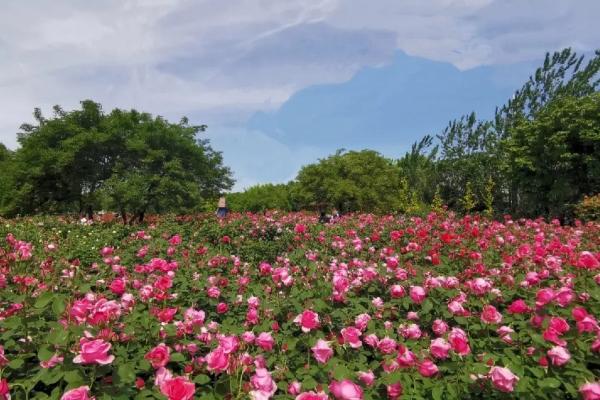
[[1, 100, 233, 219]]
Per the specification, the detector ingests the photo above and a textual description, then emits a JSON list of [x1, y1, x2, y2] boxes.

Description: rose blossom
[[579, 382, 600, 400], [481, 305, 502, 324], [340, 327, 362, 348], [409, 286, 426, 304], [294, 310, 320, 333], [547, 346, 571, 366], [430, 338, 451, 359], [61, 386, 94, 400], [311, 339, 333, 364], [250, 368, 277, 400], [145, 343, 171, 369], [489, 366, 519, 393], [159, 376, 195, 400], [73, 339, 114, 365], [296, 392, 329, 400], [329, 380, 363, 400]]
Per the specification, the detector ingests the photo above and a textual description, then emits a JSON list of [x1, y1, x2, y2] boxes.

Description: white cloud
[[0, 0, 598, 185]]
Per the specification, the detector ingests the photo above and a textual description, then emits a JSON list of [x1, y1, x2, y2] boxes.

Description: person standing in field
[[216, 196, 228, 218]]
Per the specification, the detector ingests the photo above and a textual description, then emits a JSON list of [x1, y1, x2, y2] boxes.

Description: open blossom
[[341, 327, 362, 348], [159, 376, 195, 400], [250, 368, 277, 400], [449, 327, 470, 356], [329, 380, 363, 400], [357, 370, 375, 386], [409, 286, 427, 304], [430, 338, 451, 359], [296, 392, 329, 400], [547, 346, 571, 366], [377, 337, 397, 354], [205, 347, 229, 372], [579, 382, 600, 400], [145, 343, 170, 369], [481, 305, 502, 324], [0, 379, 9, 400], [432, 319, 448, 336], [354, 313, 371, 331], [61, 385, 94, 400], [311, 339, 333, 364], [255, 332, 275, 351], [73, 339, 114, 365], [294, 310, 320, 332], [489, 366, 519, 393], [387, 383, 403, 400], [418, 360, 439, 377]]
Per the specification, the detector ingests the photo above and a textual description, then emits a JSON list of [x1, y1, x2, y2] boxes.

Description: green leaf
[[432, 385, 444, 400], [52, 296, 66, 315], [194, 374, 211, 385], [8, 358, 24, 369], [117, 363, 136, 384], [170, 352, 185, 362], [34, 291, 55, 308], [539, 377, 561, 389]]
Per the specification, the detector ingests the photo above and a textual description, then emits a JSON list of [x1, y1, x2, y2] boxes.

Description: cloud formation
[[0, 0, 598, 188]]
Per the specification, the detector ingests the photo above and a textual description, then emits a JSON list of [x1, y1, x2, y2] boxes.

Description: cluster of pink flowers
[[0, 211, 599, 399]]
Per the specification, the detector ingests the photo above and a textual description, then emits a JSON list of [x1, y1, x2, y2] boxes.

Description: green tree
[[4, 101, 233, 219], [226, 183, 293, 212], [293, 150, 404, 213], [504, 92, 600, 219]]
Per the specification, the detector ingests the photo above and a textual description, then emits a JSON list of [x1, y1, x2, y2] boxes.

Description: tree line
[[0, 48, 598, 221], [229, 48, 600, 220]]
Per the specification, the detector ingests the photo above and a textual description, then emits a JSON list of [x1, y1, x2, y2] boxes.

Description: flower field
[[0, 212, 599, 400]]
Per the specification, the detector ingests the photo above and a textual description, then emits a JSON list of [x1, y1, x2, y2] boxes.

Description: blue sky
[[1, 1, 599, 189]]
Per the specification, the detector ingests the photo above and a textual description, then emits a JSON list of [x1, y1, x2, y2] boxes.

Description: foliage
[[504, 93, 600, 219], [227, 184, 294, 212], [292, 150, 405, 213], [575, 194, 600, 221], [0, 212, 598, 399], [0, 101, 233, 219]]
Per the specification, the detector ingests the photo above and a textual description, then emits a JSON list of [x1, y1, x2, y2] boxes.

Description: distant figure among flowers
[[216, 196, 228, 218]]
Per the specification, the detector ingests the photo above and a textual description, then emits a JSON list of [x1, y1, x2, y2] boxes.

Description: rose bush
[[0, 211, 599, 399]]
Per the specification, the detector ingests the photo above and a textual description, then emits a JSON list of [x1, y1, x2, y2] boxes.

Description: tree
[[3, 101, 234, 219], [504, 92, 600, 219], [227, 183, 293, 212], [293, 150, 404, 213]]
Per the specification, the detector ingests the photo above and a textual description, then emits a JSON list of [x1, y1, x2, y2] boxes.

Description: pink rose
[[40, 353, 64, 369], [255, 332, 275, 351], [363, 334, 379, 348], [489, 366, 519, 393], [340, 327, 362, 348], [507, 299, 530, 314], [354, 314, 371, 331], [250, 368, 277, 399], [547, 346, 570, 366], [296, 392, 329, 400], [377, 337, 397, 354], [432, 319, 448, 336], [218, 335, 240, 354], [288, 381, 301, 395], [430, 338, 451, 359], [481, 305, 502, 324], [154, 367, 173, 387], [145, 343, 171, 369], [409, 286, 427, 304], [294, 310, 320, 333], [311, 339, 333, 364], [159, 376, 195, 400], [357, 370, 375, 386], [418, 360, 439, 377], [387, 383, 403, 400], [0, 379, 9, 400], [390, 285, 405, 298], [61, 386, 94, 400], [73, 339, 114, 365], [206, 347, 229, 372], [448, 327, 470, 356], [329, 380, 363, 400], [579, 382, 600, 400], [535, 288, 555, 307]]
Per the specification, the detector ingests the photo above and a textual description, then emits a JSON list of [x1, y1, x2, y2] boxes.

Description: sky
[[1, 1, 599, 190]]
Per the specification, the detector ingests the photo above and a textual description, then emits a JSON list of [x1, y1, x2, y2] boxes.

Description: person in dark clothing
[[216, 196, 228, 218]]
